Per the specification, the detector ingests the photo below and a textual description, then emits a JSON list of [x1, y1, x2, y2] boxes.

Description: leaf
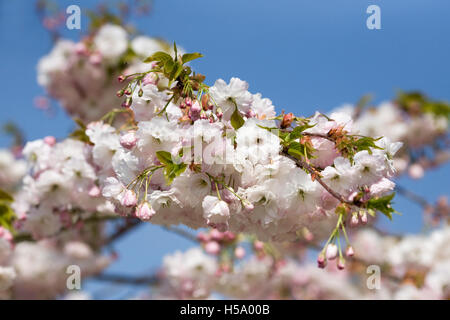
[[143, 51, 173, 64], [231, 107, 245, 130], [69, 118, 93, 145], [0, 203, 16, 231], [163, 163, 187, 185], [156, 151, 173, 165], [289, 123, 315, 140], [181, 52, 203, 64], [0, 189, 13, 202], [367, 193, 397, 220]]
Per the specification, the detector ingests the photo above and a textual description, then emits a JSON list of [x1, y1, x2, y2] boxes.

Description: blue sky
[[0, 1, 449, 298]]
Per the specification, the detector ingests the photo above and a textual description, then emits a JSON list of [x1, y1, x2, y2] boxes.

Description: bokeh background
[[0, 0, 449, 298]]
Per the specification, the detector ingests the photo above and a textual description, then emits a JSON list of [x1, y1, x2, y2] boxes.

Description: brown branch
[[103, 218, 142, 246], [283, 152, 354, 206], [395, 185, 429, 208], [162, 226, 199, 244]]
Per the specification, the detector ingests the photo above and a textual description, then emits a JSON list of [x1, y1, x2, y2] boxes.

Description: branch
[[103, 218, 142, 246], [162, 225, 198, 243], [395, 185, 429, 208], [283, 152, 354, 206]]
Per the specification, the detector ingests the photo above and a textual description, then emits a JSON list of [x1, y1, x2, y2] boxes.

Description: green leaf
[[156, 151, 173, 165], [367, 193, 397, 220], [289, 123, 315, 140], [0, 202, 16, 231], [231, 107, 245, 130], [163, 163, 187, 185], [181, 52, 203, 64], [0, 189, 13, 202], [69, 118, 93, 145], [143, 51, 173, 64]]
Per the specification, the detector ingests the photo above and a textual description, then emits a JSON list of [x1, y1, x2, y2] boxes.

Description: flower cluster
[[0, 239, 110, 299], [0, 149, 26, 192], [335, 93, 449, 179], [12, 137, 114, 240], [88, 49, 401, 257], [37, 23, 176, 122]]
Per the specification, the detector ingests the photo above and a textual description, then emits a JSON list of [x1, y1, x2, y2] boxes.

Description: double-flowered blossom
[[12, 137, 114, 240], [90, 48, 402, 249], [335, 96, 449, 179], [37, 24, 177, 122]]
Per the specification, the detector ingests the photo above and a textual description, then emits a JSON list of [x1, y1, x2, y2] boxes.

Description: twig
[[162, 226, 198, 244], [395, 185, 429, 208]]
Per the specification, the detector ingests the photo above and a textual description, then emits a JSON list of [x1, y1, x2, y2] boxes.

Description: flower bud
[[138, 88, 144, 97], [116, 89, 125, 97], [234, 246, 246, 259], [88, 185, 101, 197], [280, 112, 294, 129], [244, 201, 254, 213], [136, 202, 155, 221], [337, 257, 346, 270], [205, 241, 221, 255], [216, 107, 223, 119], [345, 245, 355, 257], [350, 213, 359, 227], [326, 243, 338, 260], [121, 189, 137, 207], [317, 252, 326, 269], [43, 136, 56, 146], [185, 97, 192, 107], [210, 229, 224, 241], [254, 240, 264, 251], [120, 131, 137, 149], [89, 52, 102, 65], [359, 210, 368, 224], [124, 88, 132, 95], [122, 97, 132, 108], [118, 75, 126, 83], [142, 73, 158, 86]]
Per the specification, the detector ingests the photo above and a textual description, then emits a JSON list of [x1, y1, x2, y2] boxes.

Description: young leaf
[[156, 151, 174, 165], [181, 53, 203, 64], [231, 107, 245, 130], [144, 51, 173, 64], [0, 189, 13, 202], [367, 193, 397, 220]]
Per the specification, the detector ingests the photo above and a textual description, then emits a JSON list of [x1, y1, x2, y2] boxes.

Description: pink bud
[[337, 257, 346, 270], [345, 246, 355, 257], [89, 52, 102, 65], [408, 163, 424, 179], [359, 210, 368, 224], [205, 241, 221, 255], [191, 101, 202, 113], [317, 252, 326, 269], [223, 231, 236, 241], [216, 107, 223, 119], [185, 97, 192, 107], [246, 109, 256, 118], [350, 214, 359, 227], [210, 229, 224, 241], [136, 202, 155, 221], [254, 240, 264, 251], [196, 232, 209, 243], [142, 73, 158, 86], [88, 185, 101, 197], [74, 42, 87, 55], [43, 136, 56, 146], [244, 201, 254, 213], [118, 75, 126, 83], [326, 243, 338, 260], [121, 189, 137, 207], [120, 131, 137, 149], [234, 246, 246, 259]]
